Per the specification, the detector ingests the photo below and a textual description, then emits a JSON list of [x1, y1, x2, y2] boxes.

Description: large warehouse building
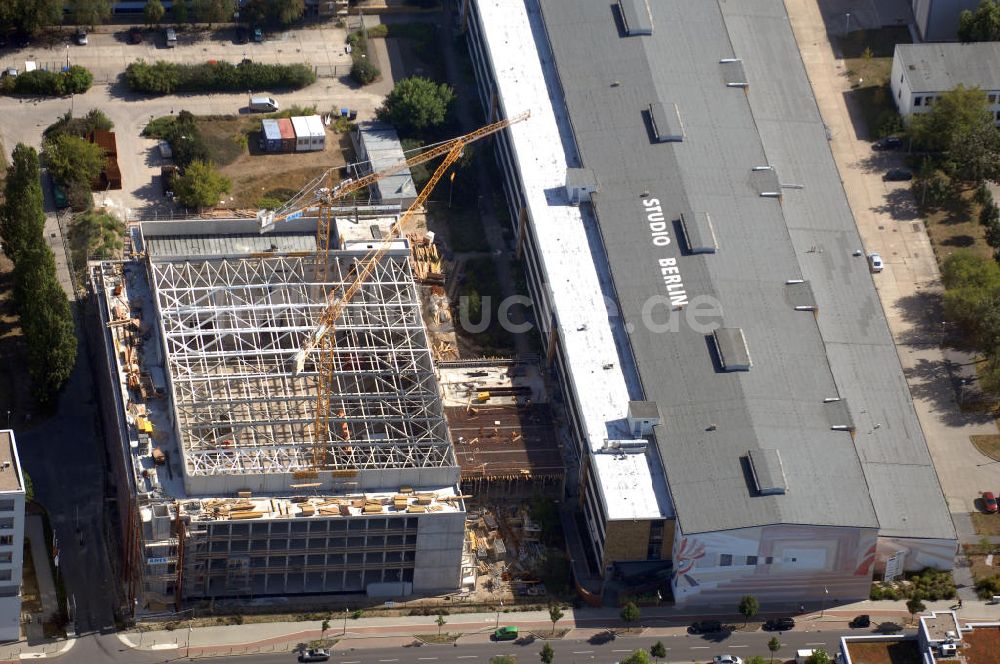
[[91, 216, 464, 611], [462, 0, 957, 607]]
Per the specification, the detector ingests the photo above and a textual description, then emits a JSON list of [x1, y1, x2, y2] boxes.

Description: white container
[[305, 114, 326, 151], [291, 116, 311, 152]]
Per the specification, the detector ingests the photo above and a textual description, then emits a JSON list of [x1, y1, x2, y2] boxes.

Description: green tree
[[376, 77, 456, 137], [320, 618, 330, 640], [191, 0, 232, 26], [619, 650, 652, 664], [650, 641, 667, 663], [435, 613, 446, 636], [907, 85, 1000, 181], [548, 603, 563, 635], [0, 0, 63, 34], [173, 0, 189, 24], [144, 0, 165, 26], [906, 596, 927, 624], [271, 0, 305, 25], [738, 594, 759, 626], [70, 0, 111, 27], [768, 636, 781, 664], [351, 59, 380, 86], [959, 0, 1000, 42], [1, 144, 46, 262], [23, 471, 33, 503], [807, 649, 832, 664], [539, 642, 554, 664], [940, 251, 1000, 350], [619, 602, 640, 632], [174, 160, 231, 209], [43, 134, 105, 190], [14, 244, 77, 402]]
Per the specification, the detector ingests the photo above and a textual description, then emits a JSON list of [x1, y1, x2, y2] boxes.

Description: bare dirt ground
[[215, 128, 351, 209]]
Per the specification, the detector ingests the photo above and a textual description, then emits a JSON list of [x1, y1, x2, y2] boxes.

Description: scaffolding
[[149, 246, 454, 477]]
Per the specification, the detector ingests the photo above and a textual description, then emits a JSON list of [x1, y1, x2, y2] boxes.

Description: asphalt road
[[57, 627, 882, 664]]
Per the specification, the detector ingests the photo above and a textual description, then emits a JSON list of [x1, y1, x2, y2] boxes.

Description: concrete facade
[[0, 432, 26, 642], [891, 43, 1000, 124], [911, 0, 980, 41]]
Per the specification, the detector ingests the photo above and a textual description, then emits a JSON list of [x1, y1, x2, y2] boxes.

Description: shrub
[[351, 59, 380, 85], [366, 24, 388, 38], [124, 59, 316, 95], [4, 66, 93, 96], [142, 111, 210, 169], [976, 576, 1000, 599], [45, 109, 114, 140]]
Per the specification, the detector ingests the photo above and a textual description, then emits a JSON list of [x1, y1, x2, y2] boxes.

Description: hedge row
[[124, 60, 316, 95], [0, 66, 93, 96]]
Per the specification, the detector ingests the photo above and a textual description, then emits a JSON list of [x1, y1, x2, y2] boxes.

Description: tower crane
[[270, 112, 530, 473]]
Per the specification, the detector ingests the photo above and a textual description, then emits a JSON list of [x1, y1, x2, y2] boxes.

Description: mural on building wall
[[671, 523, 879, 604], [875, 537, 958, 577]]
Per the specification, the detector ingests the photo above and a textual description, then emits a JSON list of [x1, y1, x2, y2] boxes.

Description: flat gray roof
[[539, 0, 954, 539], [896, 42, 1000, 93], [0, 431, 23, 493]]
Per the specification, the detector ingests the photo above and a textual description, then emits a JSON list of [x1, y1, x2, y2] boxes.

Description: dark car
[[762, 617, 795, 631], [849, 614, 871, 629], [689, 620, 724, 634], [873, 136, 903, 151], [298, 649, 330, 663], [883, 168, 913, 182], [234, 26, 249, 44], [128, 27, 143, 44], [984, 491, 999, 514], [252, 26, 264, 42]]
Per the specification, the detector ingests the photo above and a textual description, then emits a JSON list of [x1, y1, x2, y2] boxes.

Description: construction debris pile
[[466, 505, 549, 598]]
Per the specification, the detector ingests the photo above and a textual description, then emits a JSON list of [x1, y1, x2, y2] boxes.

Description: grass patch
[[194, 117, 247, 168], [835, 27, 909, 140], [845, 640, 922, 664], [972, 434, 1000, 461], [835, 26, 912, 59], [924, 187, 992, 262], [67, 210, 125, 285], [416, 633, 460, 644], [972, 512, 1000, 536], [530, 629, 570, 639]]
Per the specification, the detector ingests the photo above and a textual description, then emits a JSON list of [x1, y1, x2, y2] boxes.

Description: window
[[746, 555, 758, 566], [0, 501, 13, 512], [990, 94, 997, 104], [0, 518, 13, 530], [647, 521, 664, 560], [995, 111, 1000, 122], [914, 96, 922, 106], [0, 536, 12, 547], [925, 96, 934, 106], [765, 556, 774, 564], [719, 554, 732, 567], [0, 552, 11, 564]]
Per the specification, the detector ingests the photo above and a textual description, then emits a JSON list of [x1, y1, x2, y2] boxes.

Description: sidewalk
[[24, 514, 58, 622]]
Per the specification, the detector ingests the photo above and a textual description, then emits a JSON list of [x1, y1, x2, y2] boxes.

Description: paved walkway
[[24, 514, 58, 622], [783, 0, 1000, 533]]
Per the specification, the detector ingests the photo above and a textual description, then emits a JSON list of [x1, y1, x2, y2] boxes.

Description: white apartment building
[[891, 43, 1000, 123], [0, 431, 26, 642]]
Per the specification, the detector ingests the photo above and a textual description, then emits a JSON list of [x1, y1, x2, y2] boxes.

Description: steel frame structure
[[150, 248, 453, 477]]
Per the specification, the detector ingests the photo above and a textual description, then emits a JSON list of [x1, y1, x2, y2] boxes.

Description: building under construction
[[91, 214, 465, 612]]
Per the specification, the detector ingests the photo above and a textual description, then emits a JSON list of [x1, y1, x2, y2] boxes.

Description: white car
[[867, 252, 883, 273], [714, 657, 744, 664]]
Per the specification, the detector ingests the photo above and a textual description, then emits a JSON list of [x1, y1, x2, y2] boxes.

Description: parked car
[[298, 649, 330, 663], [867, 252, 883, 273], [872, 136, 903, 151], [713, 656, 744, 664], [689, 620, 724, 634], [73, 29, 88, 45], [849, 614, 871, 629], [248, 95, 279, 112], [883, 167, 913, 182], [763, 617, 795, 631], [165, 27, 177, 48], [1, 67, 17, 78], [984, 491, 998, 513], [252, 26, 264, 42], [128, 27, 143, 44], [234, 26, 249, 44]]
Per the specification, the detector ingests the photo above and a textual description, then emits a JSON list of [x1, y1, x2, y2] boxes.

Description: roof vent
[[713, 327, 752, 372], [565, 167, 598, 205], [648, 101, 684, 142], [627, 400, 660, 437], [823, 398, 855, 431], [601, 439, 649, 454], [721, 58, 748, 87], [748, 448, 786, 495], [679, 211, 717, 254], [751, 166, 781, 197], [785, 280, 817, 311], [618, 0, 653, 35]]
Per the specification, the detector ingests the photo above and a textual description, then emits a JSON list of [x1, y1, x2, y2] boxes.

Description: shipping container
[[260, 119, 282, 152], [277, 118, 295, 152], [305, 115, 326, 151], [291, 116, 311, 152]]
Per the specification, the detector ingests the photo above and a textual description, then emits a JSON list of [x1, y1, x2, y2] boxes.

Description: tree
[[144, 0, 165, 26], [376, 77, 456, 137], [173, 0, 189, 24], [539, 642, 554, 664], [43, 134, 105, 191], [70, 0, 111, 27], [959, 0, 1000, 42], [1, 144, 46, 262], [767, 636, 781, 664], [906, 596, 927, 624], [271, 0, 305, 25], [619, 650, 652, 664], [320, 618, 330, 641], [351, 59, 380, 86], [173, 160, 231, 210], [619, 602, 640, 632], [0, 0, 62, 34], [807, 649, 832, 664], [548, 603, 563, 635], [738, 594, 759, 626], [191, 0, 232, 27], [435, 613, 446, 636], [23, 471, 33, 503], [907, 85, 1000, 182], [650, 641, 666, 663]]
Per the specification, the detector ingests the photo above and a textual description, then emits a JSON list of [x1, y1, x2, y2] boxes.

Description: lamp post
[[844, 12, 851, 35]]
